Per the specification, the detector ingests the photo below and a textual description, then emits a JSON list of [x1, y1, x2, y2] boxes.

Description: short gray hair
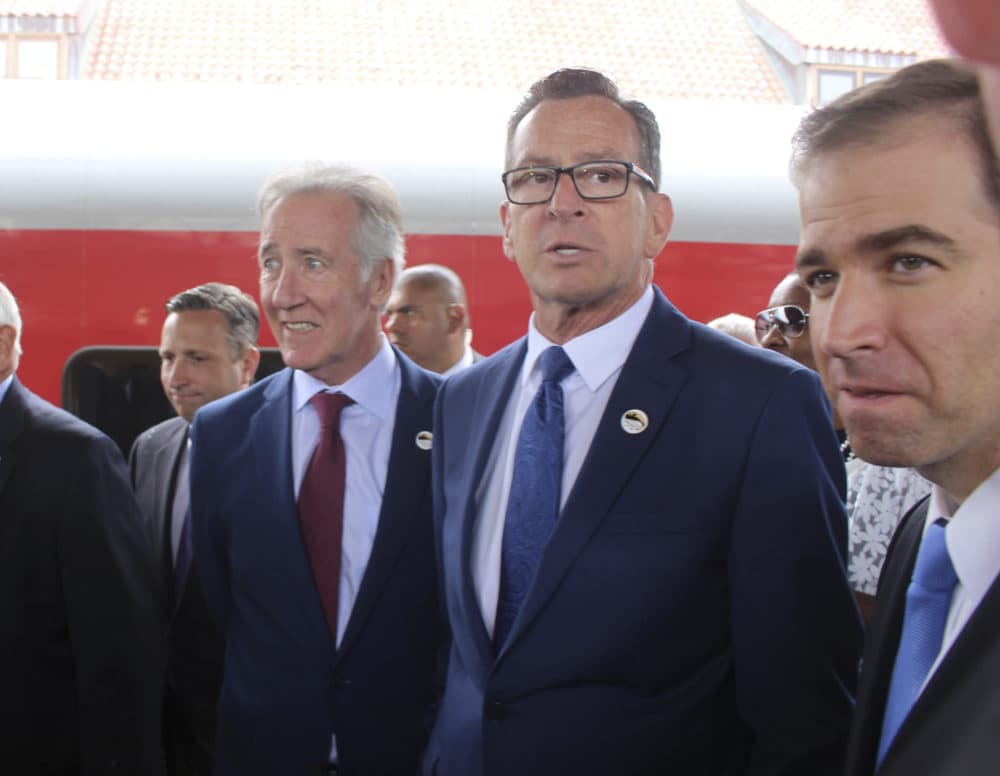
[[165, 282, 260, 359], [257, 162, 406, 281], [0, 280, 23, 367]]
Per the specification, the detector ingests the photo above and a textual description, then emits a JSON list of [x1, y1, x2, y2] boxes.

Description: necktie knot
[[912, 519, 957, 592], [539, 346, 574, 385], [311, 391, 353, 429]]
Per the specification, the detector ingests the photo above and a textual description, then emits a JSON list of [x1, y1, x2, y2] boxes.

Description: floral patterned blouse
[[846, 464, 932, 596]]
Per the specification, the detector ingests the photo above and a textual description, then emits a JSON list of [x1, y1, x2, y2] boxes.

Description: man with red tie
[[189, 163, 444, 776]]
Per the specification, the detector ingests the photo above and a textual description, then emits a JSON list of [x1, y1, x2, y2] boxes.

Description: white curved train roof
[[1, 80, 806, 245]]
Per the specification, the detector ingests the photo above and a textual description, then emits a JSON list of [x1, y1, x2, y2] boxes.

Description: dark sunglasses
[[754, 305, 809, 342]]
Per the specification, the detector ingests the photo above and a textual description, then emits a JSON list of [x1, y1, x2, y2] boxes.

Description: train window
[[62, 346, 286, 457]]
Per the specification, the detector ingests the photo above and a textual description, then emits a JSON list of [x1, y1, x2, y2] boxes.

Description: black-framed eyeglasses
[[754, 305, 809, 342], [501, 160, 657, 204]]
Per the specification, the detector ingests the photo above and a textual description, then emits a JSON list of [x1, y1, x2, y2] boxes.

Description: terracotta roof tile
[[82, 0, 789, 103], [744, 0, 950, 56], [0, 1, 81, 13]]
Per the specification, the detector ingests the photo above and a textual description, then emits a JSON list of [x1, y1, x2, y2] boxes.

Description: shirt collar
[[293, 334, 398, 420], [522, 286, 654, 392], [929, 465, 1000, 605], [0, 373, 12, 407], [441, 345, 475, 378]]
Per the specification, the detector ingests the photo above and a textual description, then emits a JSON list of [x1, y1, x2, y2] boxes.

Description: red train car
[[1, 79, 805, 449]]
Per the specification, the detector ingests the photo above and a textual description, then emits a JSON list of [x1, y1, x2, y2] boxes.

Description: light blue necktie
[[494, 346, 575, 650], [877, 519, 957, 766]]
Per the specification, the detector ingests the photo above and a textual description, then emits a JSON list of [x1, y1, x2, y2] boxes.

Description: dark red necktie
[[298, 391, 353, 644]]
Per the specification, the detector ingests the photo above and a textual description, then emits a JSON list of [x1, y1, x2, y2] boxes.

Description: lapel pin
[[415, 430, 433, 450], [620, 409, 649, 435]]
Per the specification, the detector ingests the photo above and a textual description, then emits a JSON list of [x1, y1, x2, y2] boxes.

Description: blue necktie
[[877, 519, 957, 765], [494, 346, 575, 650]]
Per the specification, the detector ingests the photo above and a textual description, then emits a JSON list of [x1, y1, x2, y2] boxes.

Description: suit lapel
[[497, 291, 691, 656], [153, 419, 188, 609], [336, 354, 436, 661], [245, 370, 338, 652], [846, 500, 926, 773], [0, 378, 27, 503], [882, 520, 1000, 771], [452, 343, 526, 673]]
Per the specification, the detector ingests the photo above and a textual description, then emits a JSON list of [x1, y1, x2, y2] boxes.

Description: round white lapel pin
[[620, 409, 649, 435], [415, 430, 433, 450]]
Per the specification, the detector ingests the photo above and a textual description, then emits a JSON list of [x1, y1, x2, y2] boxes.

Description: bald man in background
[[385, 264, 481, 375]]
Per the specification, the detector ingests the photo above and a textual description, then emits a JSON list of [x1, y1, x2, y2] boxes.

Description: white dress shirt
[[0, 373, 12, 406], [441, 345, 476, 378], [291, 336, 400, 764], [291, 335, 400, 649], [472, 286, 654, 635], [920, 465, 1000, 691]]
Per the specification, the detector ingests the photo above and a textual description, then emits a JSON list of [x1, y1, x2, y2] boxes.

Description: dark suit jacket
[[426, 288, 862, 776], [845, 497, 1000, 775], [190, 352, 444, 776], [0, 377, 163, 774], [130, 414, 224, 774]]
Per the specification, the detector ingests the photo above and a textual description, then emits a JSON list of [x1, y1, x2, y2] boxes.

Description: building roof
[[743, 0, 949, 56], [81, 0, 790, 103], [0, 1, 81, 14]]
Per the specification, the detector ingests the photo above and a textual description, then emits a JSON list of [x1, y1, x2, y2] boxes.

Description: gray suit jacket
[[130, 414, 224, 773]]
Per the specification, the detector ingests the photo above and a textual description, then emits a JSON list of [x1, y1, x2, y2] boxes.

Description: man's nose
[[814, 276, 886, 360], [547, 171, 585, 216], [758, 323, 786, 351], [270, 265, 304, 309]]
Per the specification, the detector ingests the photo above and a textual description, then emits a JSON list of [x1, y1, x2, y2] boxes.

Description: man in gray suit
[[791, 59, 1000, 776], [129, 282, 259, 775]]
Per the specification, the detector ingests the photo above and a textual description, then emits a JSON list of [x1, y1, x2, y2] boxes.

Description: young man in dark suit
[[130, 281, 260, 775], [424, 69, 861, 776], [0, 279, 162, 774], [792, 59, 1000, 776], [190, 164, 444, 775]]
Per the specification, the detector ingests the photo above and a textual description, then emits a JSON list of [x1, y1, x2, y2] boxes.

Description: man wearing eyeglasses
[[793, 60, 1000, 776], [424, 67, 861, 776]]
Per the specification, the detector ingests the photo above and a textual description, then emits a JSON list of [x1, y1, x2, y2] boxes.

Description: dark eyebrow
[[855, 224, 957, 254], [796, 224, 958, 271], [513, 150, 625, 168]]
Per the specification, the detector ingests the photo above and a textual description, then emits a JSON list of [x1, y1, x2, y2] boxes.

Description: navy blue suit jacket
[[426, 288, 862, 776], [190, 352, 443, 776], [0, 377, 163, 774]]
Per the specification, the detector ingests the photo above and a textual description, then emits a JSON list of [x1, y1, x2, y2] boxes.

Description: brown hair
[[790, 59, 1000, 209]]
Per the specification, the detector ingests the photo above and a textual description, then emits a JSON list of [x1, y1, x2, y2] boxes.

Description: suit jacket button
[[331, 673, 349, 689], [484, 700, 506, 720]]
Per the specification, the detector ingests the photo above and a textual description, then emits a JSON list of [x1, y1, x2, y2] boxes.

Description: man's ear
[[445, 303, 466, 334], [500, 201, 515, 261], [644, 193, 674, 259], [370, 258, 396, 309], [239, 346, 261, 387], [0, 325, 16, 380]]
